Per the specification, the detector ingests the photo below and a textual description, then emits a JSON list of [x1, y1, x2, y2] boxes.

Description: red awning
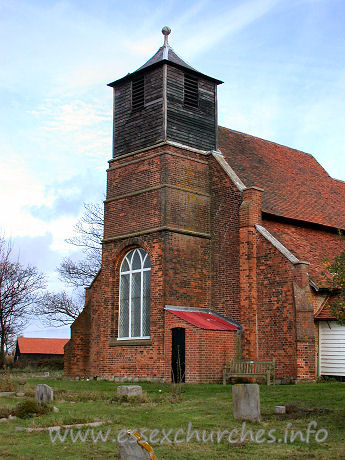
[[167, 310, 239, 331]]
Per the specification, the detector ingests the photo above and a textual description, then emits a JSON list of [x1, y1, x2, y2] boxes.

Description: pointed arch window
[[118, 248, 151, 339]]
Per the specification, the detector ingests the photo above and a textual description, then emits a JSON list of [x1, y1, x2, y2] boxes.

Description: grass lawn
[[0, 376, 344, 459]]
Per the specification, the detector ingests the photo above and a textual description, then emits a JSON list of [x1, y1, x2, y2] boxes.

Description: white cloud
[[0, 149, 96, 257], [0, 151, 52, 237], [45, 217, 81, 254], [34, 100, 109, 131], [22, 321, 70, 338], [174, 0, 280, 59], [31, 97, 112, 159]]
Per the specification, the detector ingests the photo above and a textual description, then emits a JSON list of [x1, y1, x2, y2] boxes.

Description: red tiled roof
[[218, 126, 345, 230], [167, 309, 239, 331], [262, 219, 344, 286], [17, 337, 69, 355], [315, 296, 337, 320]]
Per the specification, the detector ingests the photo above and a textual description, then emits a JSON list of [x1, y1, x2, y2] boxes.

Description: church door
[[171, 328, 185, 383]]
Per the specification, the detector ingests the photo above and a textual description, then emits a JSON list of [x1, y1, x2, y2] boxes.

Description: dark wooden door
[[171, 328, 185, 383]]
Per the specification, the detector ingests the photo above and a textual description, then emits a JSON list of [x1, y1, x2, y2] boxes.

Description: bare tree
[[36, 202, 103, 327], [57, 258, 100, 290], [0, 236, 45, 366], [59, 202, 103, 288], [36, 291, 82, 327], [66, 202, 103, 262]]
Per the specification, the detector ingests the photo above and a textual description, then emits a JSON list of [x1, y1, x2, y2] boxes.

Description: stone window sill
[[109, 338, 152, 347]]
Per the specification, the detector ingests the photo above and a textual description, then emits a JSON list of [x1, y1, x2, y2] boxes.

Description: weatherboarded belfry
[[109, 26, 222, 157], [65, 28, 345, 383]]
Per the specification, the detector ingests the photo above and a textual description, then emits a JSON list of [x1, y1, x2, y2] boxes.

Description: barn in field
[[15, 337, 69, 366]]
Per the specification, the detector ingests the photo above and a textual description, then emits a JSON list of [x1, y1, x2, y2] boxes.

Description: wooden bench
[[223, 359, 275, 385]]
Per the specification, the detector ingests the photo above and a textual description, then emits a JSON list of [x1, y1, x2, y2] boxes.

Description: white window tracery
[[118, 248, 151, 339]]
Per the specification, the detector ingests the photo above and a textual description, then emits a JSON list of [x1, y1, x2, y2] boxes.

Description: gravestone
[[274, 405, 286, 414], [117, 385, 142, 398], [16, 378, 26, 397], [35, 384, 53, 403], [118, 431, 154, 460], [232, 383, 261, 422]]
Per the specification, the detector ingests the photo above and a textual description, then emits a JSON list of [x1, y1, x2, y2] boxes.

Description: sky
[[0, 0, 344, 339]]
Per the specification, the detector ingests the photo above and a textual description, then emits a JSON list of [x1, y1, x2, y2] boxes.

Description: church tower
[[65, 28, 240, 384], [108, 27, 222, 156]]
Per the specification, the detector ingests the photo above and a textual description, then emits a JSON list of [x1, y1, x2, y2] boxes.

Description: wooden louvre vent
[[132, 76, 145, 112], [184, 74, 199, 108]]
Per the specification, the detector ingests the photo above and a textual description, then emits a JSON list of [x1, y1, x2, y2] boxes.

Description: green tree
[[323, 233, 345, 325]]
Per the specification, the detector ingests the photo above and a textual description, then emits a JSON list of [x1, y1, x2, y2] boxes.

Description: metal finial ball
[[162, 26, 171, 36]]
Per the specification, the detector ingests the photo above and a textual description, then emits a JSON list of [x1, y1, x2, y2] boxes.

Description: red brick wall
[[314, 322, 320, 377], [209, 156, 242, 321], [292, 262, 316, 381], [239, 188, 262, 361], [106, 152, 163, 197], [164, 232, 210, 309], [64, 304, 91, 376], [260, 218, 334, 380], [237, 204, 317, 381], [240, 223, 316, 381], [255, 232, 297, 380], [104, 145, 211, 241], [261, 218, 344, 286], [104, 190, 162, 238]]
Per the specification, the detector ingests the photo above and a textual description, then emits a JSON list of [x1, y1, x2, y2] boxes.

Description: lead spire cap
[[108, 27, 223, 87], [162, 26, 171, 47]]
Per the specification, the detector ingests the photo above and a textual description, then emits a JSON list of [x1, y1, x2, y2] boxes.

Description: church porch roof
[[165, 306, 240, 331]]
